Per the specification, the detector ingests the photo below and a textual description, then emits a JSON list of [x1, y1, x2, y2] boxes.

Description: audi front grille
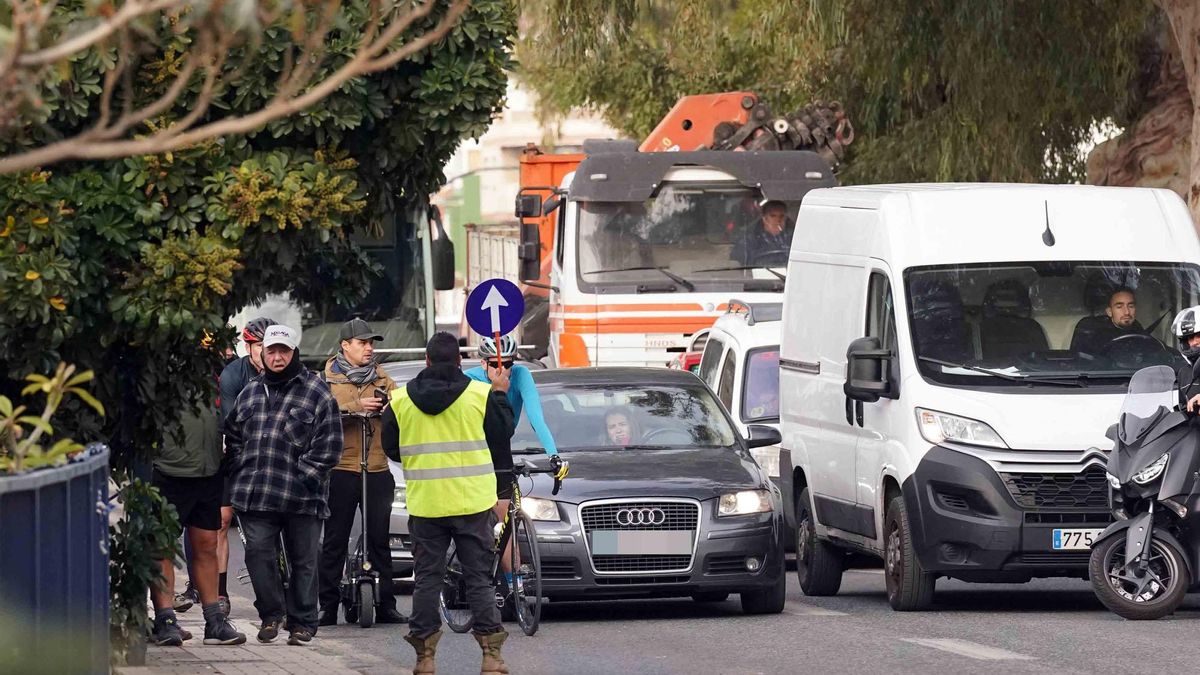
[[579, 499, 701, 575]]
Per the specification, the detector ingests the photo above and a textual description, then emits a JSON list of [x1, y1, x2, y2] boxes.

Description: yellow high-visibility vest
[[389, 380, 497, 518]]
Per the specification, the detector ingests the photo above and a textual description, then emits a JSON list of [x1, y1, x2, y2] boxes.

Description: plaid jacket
[[224, 368, 343, 517]]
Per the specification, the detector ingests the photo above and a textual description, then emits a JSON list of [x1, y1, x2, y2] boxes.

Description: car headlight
[[521, 496, 560, 522], [718, 489, 773, 517], [916, 408, 1007, 449], [1132, 453, 1168, 485], [391, 485, 406, 511], [750, 447, 780, 478]]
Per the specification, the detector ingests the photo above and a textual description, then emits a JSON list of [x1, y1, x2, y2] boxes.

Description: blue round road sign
[[465, 278, 525, 337]]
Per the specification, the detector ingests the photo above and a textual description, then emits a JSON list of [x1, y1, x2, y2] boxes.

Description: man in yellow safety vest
[[382, 332, 514, 675]]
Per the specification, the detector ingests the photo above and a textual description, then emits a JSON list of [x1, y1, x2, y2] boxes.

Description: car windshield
[[905, 261, 1200, 386], [512, 381, 737, 451], [576, 182, 795, 292], [741, 347, 780, 422]]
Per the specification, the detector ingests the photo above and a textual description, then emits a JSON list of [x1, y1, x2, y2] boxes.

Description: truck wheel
[[884, 494, 935, 611], [741, 555, 786, 615], [795, 488, 843, 596]]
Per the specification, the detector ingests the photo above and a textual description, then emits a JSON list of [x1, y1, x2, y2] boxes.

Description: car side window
[[717, 349, 736, 411], [866, 272, 896, 348], [698, 336, 725, 387]]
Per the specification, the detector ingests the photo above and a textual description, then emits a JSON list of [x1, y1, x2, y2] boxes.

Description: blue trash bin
[[0, 444, 110, 674]]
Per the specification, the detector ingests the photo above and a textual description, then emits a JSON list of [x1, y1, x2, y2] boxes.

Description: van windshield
[[904, 261, 1200, 386], [576, 183, 796, 292]]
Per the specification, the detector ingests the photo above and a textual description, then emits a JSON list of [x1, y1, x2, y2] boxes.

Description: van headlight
[[916, 408, 1007, 449], [391, 485, 406, 511], [718, 490, 773, 516], [1132, 453, 1168, 485], [521, 497, 561, 522]]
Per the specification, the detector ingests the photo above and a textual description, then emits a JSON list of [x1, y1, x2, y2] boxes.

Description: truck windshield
[[576, 182, 795, 292], [905, 261, 1200, 386]]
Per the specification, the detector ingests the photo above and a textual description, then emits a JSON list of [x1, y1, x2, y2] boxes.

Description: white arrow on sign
[[480, 285, 509, 334]]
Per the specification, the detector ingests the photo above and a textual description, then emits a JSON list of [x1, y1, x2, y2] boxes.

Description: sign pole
[[493, 330, 502, 370]]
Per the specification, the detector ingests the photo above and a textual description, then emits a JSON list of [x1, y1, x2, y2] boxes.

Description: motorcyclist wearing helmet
[[464, 334, 560, 595], [1170, 306, 1200, 412]]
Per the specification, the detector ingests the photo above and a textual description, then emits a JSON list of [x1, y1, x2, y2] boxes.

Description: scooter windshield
[[1118, 365, 1178, 443]]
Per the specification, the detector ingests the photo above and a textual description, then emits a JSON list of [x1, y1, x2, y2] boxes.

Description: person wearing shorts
[[149, 401, 246, 647]]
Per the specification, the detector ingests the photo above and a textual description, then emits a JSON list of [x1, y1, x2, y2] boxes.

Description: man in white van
[[1072, 287, 1145, 355]]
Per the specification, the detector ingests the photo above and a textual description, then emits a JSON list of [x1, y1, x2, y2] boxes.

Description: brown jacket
[[324, 358, 396, 473]]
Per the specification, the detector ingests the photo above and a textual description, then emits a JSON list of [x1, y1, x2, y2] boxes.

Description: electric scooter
[[340, 409, 382, 628]]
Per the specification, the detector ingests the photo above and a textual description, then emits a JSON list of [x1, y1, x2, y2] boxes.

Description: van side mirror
[[516, 194, 542, 219], [844, 336, 895, 402], [745, 424, 782, 449], [518, 223, 540, 282], [429, 206, 455, 291], [542, 196, 561, 216]]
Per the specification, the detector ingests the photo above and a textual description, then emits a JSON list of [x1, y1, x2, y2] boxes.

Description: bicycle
[[439, 455, 567, 637]]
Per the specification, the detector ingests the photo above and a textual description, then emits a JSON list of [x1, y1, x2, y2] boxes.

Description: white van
[[778, 184, 1200, 610], [698, 300, 782, 477]]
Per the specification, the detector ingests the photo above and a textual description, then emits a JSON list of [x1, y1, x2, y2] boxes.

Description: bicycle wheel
[[510, 510, 542, 636], [438, 543, 473, 633]]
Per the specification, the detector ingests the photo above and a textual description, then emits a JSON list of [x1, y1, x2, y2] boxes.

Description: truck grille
[[580, 500, 700, 574], [1000, 465, 1109, 509]]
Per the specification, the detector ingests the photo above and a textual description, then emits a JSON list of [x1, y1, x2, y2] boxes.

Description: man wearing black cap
[[317, 319, 407, 625]]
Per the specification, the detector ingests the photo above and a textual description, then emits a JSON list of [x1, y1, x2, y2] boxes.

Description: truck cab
[[528, 145, 833, 368]]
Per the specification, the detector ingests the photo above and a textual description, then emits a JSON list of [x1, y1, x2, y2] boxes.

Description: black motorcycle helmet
[[1170, 306, 1200, 364]]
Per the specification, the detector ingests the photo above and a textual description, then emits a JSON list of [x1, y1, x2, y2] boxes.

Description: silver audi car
[[512, 367, 787, 614]]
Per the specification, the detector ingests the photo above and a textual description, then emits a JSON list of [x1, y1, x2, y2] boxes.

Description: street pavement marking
[[783, 605, 848, 617], [902, 638, 1035, 661], [848, 569, 884, 575]]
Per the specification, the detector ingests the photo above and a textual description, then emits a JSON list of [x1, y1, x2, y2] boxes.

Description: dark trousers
[[318, 469, 396, 610], [409, 509, 501, 638], [238, 510, 322, 633]]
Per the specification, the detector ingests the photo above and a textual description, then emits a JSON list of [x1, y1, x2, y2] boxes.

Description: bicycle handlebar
[[514, 455, 568, 496]]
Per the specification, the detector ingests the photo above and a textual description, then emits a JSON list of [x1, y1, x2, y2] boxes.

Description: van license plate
[[1051, 528, 1103, 550]]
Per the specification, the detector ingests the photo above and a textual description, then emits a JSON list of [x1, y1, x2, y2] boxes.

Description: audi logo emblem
[[616, 507, 666, 526]]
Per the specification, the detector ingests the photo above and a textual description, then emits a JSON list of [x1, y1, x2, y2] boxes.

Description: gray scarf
[[335, 352, 378, 386]]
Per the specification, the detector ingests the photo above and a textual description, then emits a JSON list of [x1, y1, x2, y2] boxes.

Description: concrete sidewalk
[[114, 587, 411, 675]]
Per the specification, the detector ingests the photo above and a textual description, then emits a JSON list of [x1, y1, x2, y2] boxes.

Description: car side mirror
[[519, 222, 540, 282], [1105, 423, 1119, 442], [844, 336, 895, 403], [429, 206, 455, 291], [515, 194, 542, 219], [745, 424, 782, 449]]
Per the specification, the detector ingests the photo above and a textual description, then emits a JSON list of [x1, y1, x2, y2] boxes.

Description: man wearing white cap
[[223, 324, 343, 647]]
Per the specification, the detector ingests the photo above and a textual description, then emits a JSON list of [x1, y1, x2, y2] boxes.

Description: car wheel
[[691, 592, 729, 603], [795, 487, 843, 596], [884, 494, 935, 611], [741, 555, 786, 615]]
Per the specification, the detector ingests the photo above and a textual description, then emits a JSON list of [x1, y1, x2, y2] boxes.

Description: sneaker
[[217, 596, 231, 617], [173, 585, 197, 613], [203, 617, 247, 645], [151, 617, 186, 647], [257, 618, 282, 643], [180, 628, 193, 641], [286, 628, 313, 646]]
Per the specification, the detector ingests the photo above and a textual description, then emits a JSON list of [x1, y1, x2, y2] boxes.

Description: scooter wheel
[[1090, 533, 1189, 620], [358, 582, 375, 628]]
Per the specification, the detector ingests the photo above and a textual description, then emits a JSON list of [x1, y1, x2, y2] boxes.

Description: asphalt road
[[219, 534, 1200, 675]]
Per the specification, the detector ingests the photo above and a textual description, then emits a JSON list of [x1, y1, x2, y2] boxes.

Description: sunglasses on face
[[487, 360, 514, 370]]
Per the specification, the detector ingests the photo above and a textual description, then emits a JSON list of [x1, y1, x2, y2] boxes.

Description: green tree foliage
[[0, 1, 517, 473], [521, 0, 1154, 184]]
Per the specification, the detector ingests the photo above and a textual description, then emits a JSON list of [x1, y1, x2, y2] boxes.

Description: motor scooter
[[1090, 364, 1200, 619], [340, 408, 383, 628]]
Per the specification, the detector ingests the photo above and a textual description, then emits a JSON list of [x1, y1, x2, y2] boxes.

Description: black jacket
[[219, 355, 257, 424], [381, 364, 515, 472], [1177, 361, 1200, 409]]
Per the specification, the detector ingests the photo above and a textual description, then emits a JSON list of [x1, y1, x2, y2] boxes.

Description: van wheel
[[884, 494, 935, 611], [795, 488, 843, 596]]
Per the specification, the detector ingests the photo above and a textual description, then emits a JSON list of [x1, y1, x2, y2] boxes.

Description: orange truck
[[465, 92, 852, 367]]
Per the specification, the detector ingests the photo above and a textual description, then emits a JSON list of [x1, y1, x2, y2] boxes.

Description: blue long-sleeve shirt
[[464, 364, 559, 456]]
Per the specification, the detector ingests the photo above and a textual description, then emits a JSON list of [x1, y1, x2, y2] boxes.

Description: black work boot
[[318, 605, 339, 626]]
